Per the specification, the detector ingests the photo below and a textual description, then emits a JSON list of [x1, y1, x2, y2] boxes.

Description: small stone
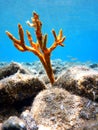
[[21, 110, 38, 130], [90, 63, 98, 69], [2, 116, 26, 130]]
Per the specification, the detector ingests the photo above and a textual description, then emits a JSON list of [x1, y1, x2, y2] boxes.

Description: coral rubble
[[6, 12, 65, 84]]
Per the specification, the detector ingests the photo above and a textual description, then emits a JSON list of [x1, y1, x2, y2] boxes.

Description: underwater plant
[[6, 12, 65, 85]]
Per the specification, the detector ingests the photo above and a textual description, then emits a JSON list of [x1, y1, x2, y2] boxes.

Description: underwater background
[[0, 0, 98, 63]]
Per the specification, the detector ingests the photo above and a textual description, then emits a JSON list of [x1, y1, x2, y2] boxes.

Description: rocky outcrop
[[54, 66, 98, 100], [1, 62, 98, 130], [0, 62, 46, 104], [31, 88, 93, 130], [0, 62, 30, 80], [1, 87, 98, 130]]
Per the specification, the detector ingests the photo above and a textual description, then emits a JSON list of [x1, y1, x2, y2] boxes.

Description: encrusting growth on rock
[[6, 12, 65, 85]]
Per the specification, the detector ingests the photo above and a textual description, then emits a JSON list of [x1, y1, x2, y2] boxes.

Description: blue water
[[0, 0, 98, 62]]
